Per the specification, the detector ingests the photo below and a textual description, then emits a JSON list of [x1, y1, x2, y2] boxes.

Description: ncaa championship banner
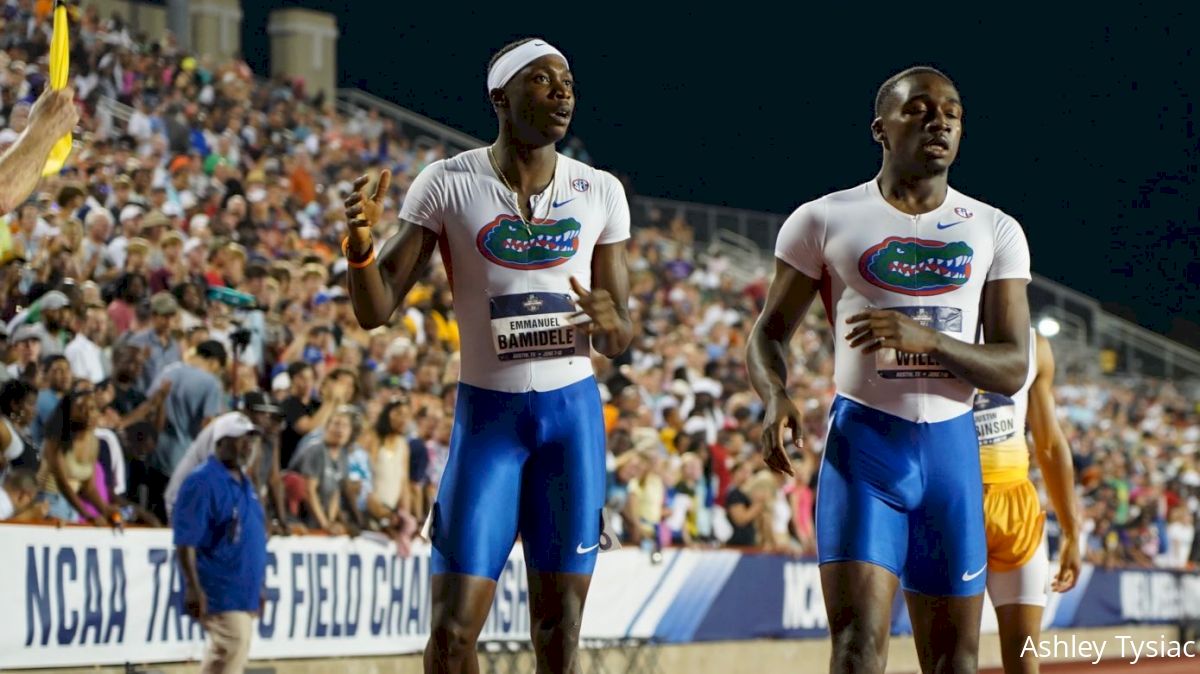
[[4, 526, 1200, 669]]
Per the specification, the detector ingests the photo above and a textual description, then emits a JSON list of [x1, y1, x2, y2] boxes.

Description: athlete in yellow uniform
[[974, 329, 1082, 673]]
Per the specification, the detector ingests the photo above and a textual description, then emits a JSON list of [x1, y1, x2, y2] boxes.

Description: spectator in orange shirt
[[289, 150, 317, 206]]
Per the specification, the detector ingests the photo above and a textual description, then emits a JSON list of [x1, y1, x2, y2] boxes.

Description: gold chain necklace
[[487, 145, 556, 237]]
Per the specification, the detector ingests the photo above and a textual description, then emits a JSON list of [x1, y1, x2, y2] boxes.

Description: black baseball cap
[[239, 390, 283, 416]]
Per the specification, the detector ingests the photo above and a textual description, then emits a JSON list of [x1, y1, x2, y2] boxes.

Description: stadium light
[[1037, 316, 1062, 338]]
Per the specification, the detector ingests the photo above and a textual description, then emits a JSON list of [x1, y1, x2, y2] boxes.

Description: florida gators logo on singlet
[[476, 214, 582, 270], [858, 237, 973, 296]]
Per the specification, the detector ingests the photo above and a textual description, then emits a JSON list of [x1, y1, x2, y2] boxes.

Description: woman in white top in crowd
[[0, 380, 38, 473]]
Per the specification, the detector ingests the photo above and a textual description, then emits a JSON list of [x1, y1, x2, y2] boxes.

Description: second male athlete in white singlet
[[749, 66, 1033, 674]]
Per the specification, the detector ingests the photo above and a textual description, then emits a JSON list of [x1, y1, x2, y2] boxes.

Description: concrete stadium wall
[[88, 0, 167, 44], [267, 8, 338, 101], [86, 0, 241, 61], [88, 1, 343, 101], [12, 626, 1177, 674]]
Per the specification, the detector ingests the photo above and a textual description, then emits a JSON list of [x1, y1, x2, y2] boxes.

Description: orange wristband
[[342, 236, 376, 269]]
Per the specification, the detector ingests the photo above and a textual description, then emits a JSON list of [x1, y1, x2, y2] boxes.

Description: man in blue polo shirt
[[173, 413, 266, 674]]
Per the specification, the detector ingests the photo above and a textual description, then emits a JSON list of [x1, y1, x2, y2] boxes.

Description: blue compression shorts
[[429, 376, 606, 580], [816, 395, 988, 596]]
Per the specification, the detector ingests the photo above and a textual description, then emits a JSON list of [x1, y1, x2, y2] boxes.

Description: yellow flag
[[41, 1, 72, 177]]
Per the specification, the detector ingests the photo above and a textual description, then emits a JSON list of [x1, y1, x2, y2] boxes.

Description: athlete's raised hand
[[1052, 535, 1081, 593], [845, 308, 940, 355], [569, 276, 621, 333], [760, 394, 799, 476], [344, 169, 391, 257]]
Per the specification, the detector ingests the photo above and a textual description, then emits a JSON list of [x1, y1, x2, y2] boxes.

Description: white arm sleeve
[[774, 201, 826, 280], [397, 161, 447, 235], [987, 213, 1032, 281], [596, 172, 631, 245]]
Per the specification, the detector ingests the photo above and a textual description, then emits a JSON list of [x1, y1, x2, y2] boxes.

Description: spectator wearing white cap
[[377, 337, 417, 390], [270, 371, 291, 401], [6, 325, 41, 381], [182, 237, 207, 281], [165, 393, 286, 524], [5, 289, 71, 357], [189, 214, 211, 240], [173, 412, 267, 674], [107, 204, 144, 270]]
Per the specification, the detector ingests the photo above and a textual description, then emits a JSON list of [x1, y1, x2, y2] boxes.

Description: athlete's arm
[[1027, 333, 1081, 591], [938, 278, 1031, 394], [344, 171, 440, 329], [571, 242, 632, 359], [846, 278, 1031, 395], [747, 259, 822, 476]]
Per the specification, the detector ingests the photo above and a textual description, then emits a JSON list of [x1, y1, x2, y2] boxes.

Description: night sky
[[238, 4, 1200, 349]]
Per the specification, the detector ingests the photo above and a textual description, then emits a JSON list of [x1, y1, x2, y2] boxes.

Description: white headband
[[487, 39, 568, 93]]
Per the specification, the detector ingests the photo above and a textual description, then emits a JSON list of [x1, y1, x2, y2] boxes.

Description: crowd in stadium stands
[[0, 2, 1196, 571]]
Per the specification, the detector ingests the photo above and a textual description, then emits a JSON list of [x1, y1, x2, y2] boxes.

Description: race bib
[[489, 292, 580, 361], [875, 306, 963, 379], [973, 392, 1019, 445]]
